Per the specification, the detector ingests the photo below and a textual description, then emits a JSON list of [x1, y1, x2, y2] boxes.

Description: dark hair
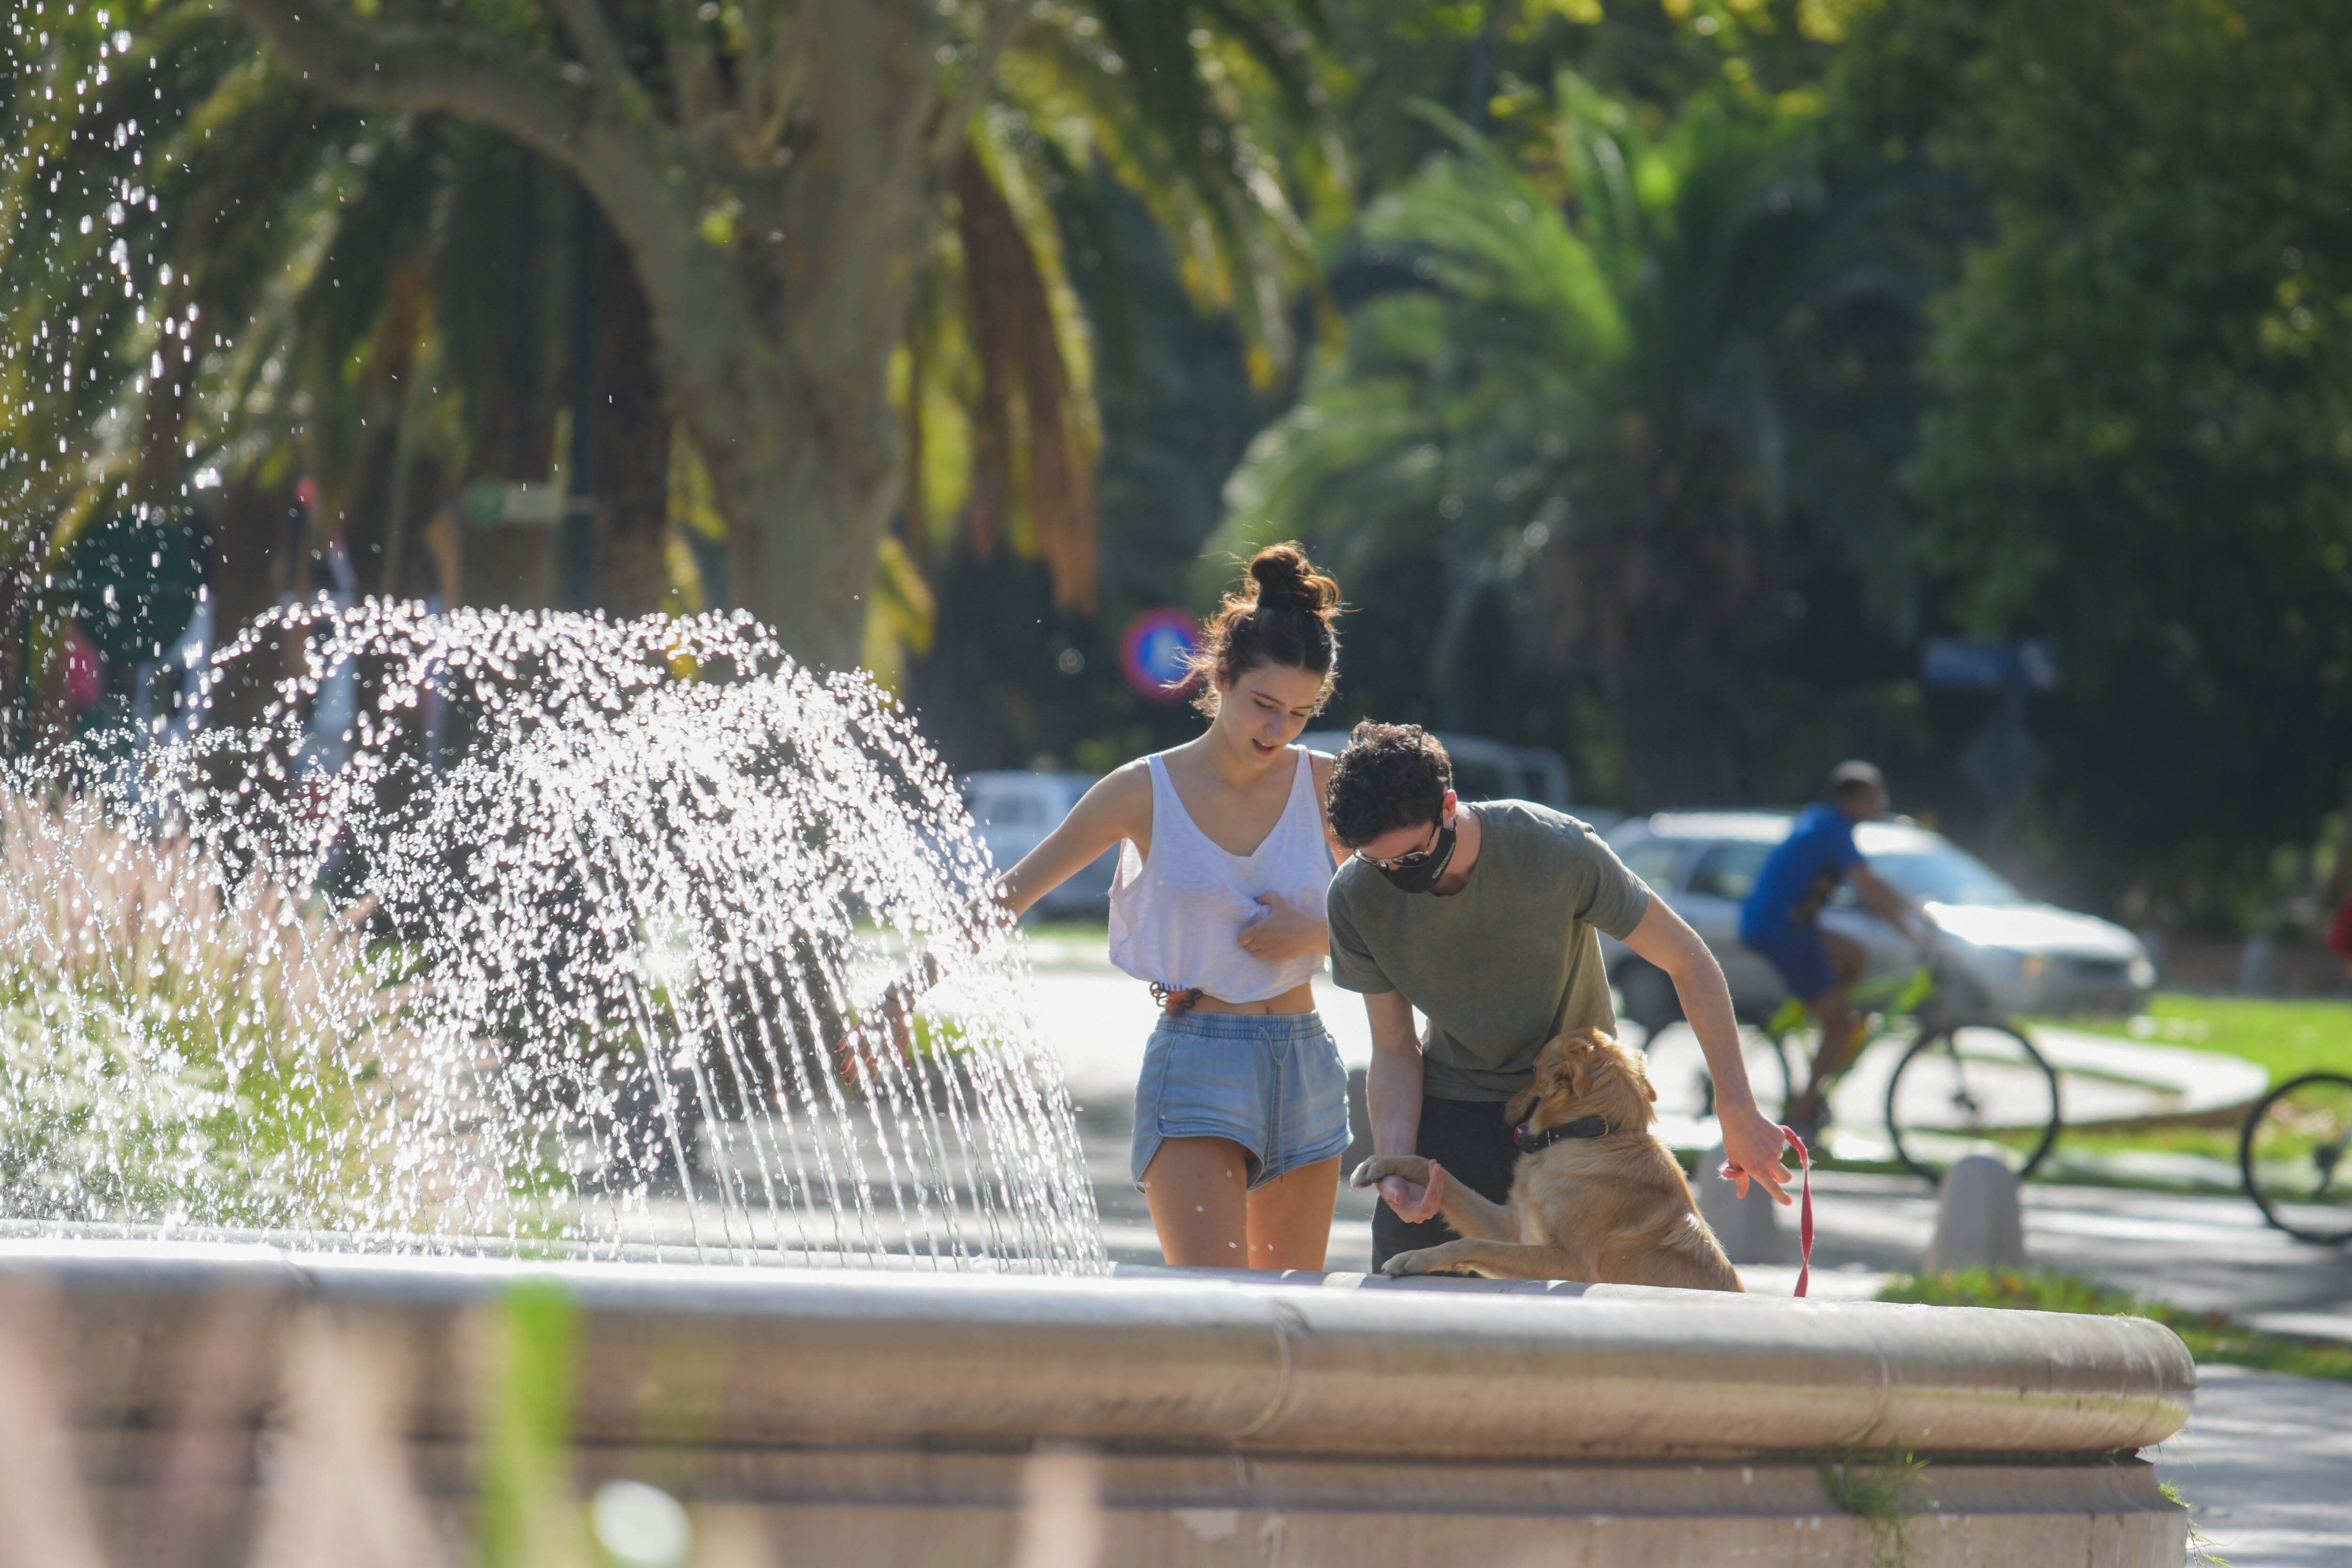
[[1189, 542, 1342, 717], [1325, 722, 1452, 849], [1829, 759, 1885, 802]]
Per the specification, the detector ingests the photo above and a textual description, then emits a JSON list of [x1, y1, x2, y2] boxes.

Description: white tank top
[[1107, 748, 1333, 1004]]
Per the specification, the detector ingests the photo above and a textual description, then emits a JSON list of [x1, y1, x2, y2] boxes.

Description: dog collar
[[1513, 1114, 1612, 1153]]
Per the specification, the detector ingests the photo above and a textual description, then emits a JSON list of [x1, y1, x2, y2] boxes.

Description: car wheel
[[1618, 959, 1683, 1032]]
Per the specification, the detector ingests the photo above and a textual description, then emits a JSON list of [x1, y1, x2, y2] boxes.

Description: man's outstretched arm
[[1849, 862, 1927, 940], [1623, 898, 1793, 1204], [1363, 988, 1443, 1222]]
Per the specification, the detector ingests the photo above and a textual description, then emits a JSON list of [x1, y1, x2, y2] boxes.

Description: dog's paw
[[1349, 1155, 1430, 1189], [1380, 1249, 1436, 1278]]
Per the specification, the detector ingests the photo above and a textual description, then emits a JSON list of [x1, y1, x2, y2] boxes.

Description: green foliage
[[2161, 1480, 2234, 1568], [1214, 75, 1935, 803], [1880, 1267, 2352, 1383], [1843, 0, 2352, 912], [482, 1278, 586, 1568], [0, 789, 436, 1229], [1817, 1441, 1923, 1568]]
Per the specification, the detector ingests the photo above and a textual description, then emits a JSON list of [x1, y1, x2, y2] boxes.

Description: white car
[[960, 772, 1117, 919], [1297, 730, 1576, 815], [1602, 810, 2156, 1026]]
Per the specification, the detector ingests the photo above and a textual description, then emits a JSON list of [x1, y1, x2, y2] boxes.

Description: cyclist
[[1739, 761, 1931, 1139]]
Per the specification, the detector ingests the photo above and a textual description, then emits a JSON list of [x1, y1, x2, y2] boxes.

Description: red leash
[[1721, 1125, 1813, 1297], [1785, 1125, 1813, 1297]]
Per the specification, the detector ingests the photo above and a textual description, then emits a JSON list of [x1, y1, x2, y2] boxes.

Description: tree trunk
[[620, 12, 945, 664], [1582, 450, 1772, 810], [590, 229, 673, 619], [226, 0, 974, 671]]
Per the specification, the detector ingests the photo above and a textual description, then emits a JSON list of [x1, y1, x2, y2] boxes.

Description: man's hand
[[1236, 891, 1325, 964], [1348, 1156, 1446, 1223], [1716, 1102, 1794, 1206], [1380, 1160, 1445, 1223]]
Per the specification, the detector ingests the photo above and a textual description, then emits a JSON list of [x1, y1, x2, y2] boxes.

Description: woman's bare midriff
[[1184, 981, 1319, 1016]]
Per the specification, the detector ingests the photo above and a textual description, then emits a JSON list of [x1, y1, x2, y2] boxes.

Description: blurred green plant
[[0, 787, 442, 1230], [1880, 1266, 2352, 1383], [1817, 1441, 1923, 1568], [482, 1277, 587, 1568]]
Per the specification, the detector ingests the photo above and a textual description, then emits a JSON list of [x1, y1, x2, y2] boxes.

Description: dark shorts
[[1744, 923, 1835, 1003], [1369, 1095, 1522, 1271]]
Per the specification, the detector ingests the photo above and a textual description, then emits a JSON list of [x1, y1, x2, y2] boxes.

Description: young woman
[[998, 544, 1349, 1270]]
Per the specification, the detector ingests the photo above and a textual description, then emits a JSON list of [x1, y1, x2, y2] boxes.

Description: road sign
[[64, 506, 204, 666], [1921, 638, 2059, 692], [1120, 610, 1201, 703], [460, 477, 569, 528], [1960, 705, 2049, 812]]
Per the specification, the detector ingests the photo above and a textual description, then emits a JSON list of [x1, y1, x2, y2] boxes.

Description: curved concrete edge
[[0, 1242, 2192, 1464]]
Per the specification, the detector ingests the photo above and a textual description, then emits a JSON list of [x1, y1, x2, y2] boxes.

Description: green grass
[[1880, 1267, 2352, 1383], [2051, 994, 2352, 1085], [1017, 917, 1111, 945], [1818, 1443, 1924, 1568]]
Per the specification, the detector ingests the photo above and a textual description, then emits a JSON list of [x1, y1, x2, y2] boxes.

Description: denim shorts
[[1131, 1011, 1352, 1191]]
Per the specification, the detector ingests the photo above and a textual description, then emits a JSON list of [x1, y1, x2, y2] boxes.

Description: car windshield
[[1867, 844, 2023, 907]]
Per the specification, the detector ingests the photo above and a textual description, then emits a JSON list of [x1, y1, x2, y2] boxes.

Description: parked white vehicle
[[960, 772, 1117, 918], [1297, 730, 1576, 815], [1602, 810, 2156, 1026]]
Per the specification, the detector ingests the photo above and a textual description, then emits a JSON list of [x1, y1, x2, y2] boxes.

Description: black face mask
[[1378, 815, 1457, 895]]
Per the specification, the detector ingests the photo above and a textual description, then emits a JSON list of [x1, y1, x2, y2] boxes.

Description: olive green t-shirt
[[1326, 801, 1653, 1103]]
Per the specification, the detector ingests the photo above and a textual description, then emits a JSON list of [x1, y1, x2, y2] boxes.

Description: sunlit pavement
[[1023, 941, 2352, 1332], [2154, 1366, 2352, 1568], [1024, 941, 2352, 1566]]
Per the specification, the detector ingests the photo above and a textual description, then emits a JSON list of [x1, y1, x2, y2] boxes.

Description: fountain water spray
[[3, 599, 1104, 1272]]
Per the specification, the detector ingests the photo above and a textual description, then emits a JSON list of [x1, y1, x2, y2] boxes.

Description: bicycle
[[1732, 958, 2065, 1183], [2240, 1071, 2352, 1244]]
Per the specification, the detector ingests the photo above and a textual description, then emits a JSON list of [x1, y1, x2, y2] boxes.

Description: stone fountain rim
[[0, 1236, 2192, 1464]]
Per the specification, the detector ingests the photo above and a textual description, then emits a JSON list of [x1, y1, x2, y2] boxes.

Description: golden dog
[[1351, 1027, 1742, 1291]]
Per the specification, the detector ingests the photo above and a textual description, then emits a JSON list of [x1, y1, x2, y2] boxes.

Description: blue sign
[[1120, 610, 1201, 702], [1921, 638, 2059, 692]]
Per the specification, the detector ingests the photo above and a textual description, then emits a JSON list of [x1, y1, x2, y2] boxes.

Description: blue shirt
[[1740, 804, 1863, 940]]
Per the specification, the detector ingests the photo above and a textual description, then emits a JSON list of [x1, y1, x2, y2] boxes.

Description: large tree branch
[[546, 0, 645, 111], [225, 0, 751, 426], [228, 0, 621, 177], [929, 0, 1028, 167]]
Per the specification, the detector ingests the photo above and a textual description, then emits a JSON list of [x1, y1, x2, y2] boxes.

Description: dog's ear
[[1559, 1031, 1605, 1101], [1567, 1053, 1596, 1101], [1508, 1036, 1568, 1123], [1581, 1032, 1658, 1128]]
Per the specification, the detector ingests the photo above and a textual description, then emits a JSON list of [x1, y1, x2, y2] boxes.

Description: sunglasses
[[1352, 815, 1445, 873]]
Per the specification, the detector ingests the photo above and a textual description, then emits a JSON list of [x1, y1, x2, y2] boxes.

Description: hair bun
[[1248, 542, 1340, 620]]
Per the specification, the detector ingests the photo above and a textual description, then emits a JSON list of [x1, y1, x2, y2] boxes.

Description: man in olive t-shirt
[[1323, 723, 1790, 1270]]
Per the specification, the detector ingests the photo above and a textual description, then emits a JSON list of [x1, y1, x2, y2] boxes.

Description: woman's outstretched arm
[[995, 762, 1151, 918]]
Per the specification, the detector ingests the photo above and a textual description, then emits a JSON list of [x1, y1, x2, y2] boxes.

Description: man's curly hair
[[1325, 722, 1453, 849]]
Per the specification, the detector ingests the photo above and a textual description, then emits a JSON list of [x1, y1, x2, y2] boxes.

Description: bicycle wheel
[[1884, 1024, 2061, 1182], [1661, 1025, 1794, 1122], [2240, 1073, 2352, 1244], [1747, 1028, 1797, 1122]]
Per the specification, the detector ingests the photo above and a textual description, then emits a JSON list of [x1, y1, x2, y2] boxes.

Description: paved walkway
[[2156, 1365, 2352, 1568]]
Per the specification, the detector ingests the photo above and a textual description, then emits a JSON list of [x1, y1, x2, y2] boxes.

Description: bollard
[[1923, 1154, 2026, 1273], [1694, 1143, 1788, 1265]]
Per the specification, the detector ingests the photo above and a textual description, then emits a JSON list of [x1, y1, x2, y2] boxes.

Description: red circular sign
[[1120, 610, 1202, 702]]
